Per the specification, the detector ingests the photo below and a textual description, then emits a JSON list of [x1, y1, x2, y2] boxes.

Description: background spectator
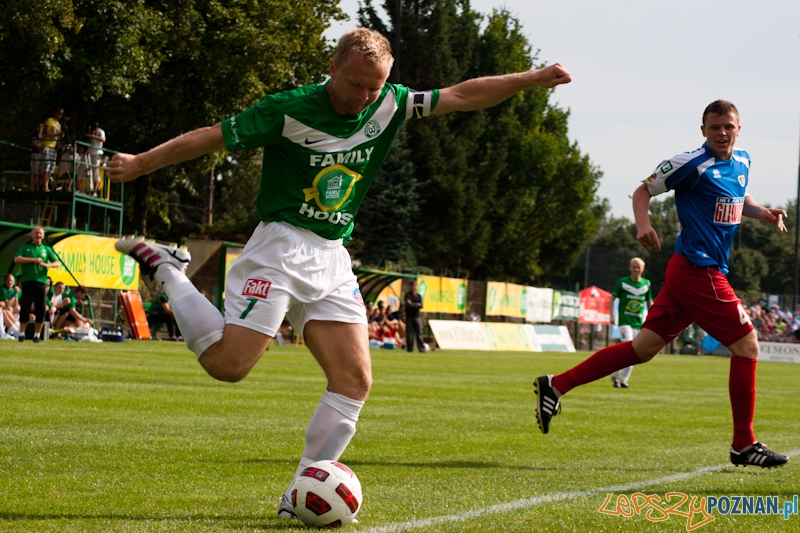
[[40, 108, 64, 193], [85, 121, 106, 196]]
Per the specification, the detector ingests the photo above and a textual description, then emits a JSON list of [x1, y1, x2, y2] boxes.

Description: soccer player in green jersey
[[610, 257, 653, 388], [110, 27, 572, 517], [13, 226, 60, 342]]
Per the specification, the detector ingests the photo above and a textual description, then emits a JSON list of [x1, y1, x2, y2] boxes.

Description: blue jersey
[[643, 142, 749, 275]]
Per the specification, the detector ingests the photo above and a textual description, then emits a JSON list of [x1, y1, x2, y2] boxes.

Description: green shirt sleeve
[[222, 95, 285, 152]]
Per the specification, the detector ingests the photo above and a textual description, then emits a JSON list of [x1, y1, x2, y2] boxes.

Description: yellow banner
[[486, 282, 526, 318], [485, 281, 506, 316], [483, 323, 532, 351], [438, 277, 468, 314], [49, 235, 139, 290], [417, 275, 440, 313]]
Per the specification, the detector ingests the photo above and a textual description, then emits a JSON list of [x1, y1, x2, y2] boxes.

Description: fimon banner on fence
[[428, 320, 575, 352], [49, 235, 139, 290]]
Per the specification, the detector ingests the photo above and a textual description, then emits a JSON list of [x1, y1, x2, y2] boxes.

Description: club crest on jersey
[[712, 169, 721, 179], [714, 197, 744, 225], [364, 119, 381, 138], [242, 278, 272, 299], [738, 174, 745, 187]]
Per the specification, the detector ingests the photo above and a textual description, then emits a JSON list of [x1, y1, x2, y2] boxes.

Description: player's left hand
[[533, 63, 572, 89], [763, 208, 788, 232]]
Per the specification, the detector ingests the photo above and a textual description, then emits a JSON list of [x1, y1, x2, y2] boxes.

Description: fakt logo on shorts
[[242, 278, 272, 299], [599, 492, 798, 531]]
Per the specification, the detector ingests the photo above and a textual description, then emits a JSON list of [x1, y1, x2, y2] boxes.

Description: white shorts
[[619, 325, 640, 342], [224, 221, 367, 338]]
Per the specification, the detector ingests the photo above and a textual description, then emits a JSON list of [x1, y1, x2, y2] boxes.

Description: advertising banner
[[757, 342, 800, 364], [483, 322, 532, 351], [428, 320, 492, 350], [552, 290, 580, 321], [49, 235, 139, 290], [579, 286, 612, 325], [417, 275, 439, 313], [527, 324, 576, 352], [526, 287, 554, 323], [438, 276, 468, 314], [429, 320, 577, 353], [486, 282, 526, 318]]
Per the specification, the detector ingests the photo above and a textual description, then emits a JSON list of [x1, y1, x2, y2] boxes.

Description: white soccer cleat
[[277, 494, 297, 519], [115, 236, 191, 277]]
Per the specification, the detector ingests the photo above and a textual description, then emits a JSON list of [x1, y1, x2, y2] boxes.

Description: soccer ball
[[292, 460, 363, 528]]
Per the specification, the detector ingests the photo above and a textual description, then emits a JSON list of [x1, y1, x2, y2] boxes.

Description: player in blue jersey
[[535, 100, 790, 468]]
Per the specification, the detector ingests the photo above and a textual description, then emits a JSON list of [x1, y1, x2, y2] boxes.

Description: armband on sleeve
[[405, 90, 437, 120]]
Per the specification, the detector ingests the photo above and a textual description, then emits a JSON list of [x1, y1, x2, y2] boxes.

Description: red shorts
[[643, 254, 753, 346]]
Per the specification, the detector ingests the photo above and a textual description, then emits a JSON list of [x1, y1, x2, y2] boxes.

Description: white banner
[[758, 342, 800, 364], [525, 287, 553, 323], [428, 320, 492, 351]]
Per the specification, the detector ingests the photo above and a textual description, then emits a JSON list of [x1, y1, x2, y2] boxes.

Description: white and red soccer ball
[[292, 460, 362, 528]]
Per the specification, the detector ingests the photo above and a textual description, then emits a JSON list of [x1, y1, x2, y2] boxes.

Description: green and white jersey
[[221, 82, 438, 241], [612, 276, 652, 329], [15, 243, 58, 283]]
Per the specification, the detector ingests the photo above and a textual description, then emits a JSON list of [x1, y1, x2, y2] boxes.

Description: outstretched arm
[[430, 63, 572, 116], [743, 195, 787, 232], [107, 124, 225, 183], [633, 184, 661, 252]]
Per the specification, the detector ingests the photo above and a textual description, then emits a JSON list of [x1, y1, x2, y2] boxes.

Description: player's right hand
[[107, 153, 143, 183], [637, 226, 661, 252]]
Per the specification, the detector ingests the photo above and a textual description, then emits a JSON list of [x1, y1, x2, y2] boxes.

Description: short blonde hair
[[630, 257, 645, 267], [333, 28, 394, 67]]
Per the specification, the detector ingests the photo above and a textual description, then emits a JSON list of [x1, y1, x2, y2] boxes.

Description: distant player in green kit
[[610, 257, 653, 388], [109, 28, 572, 518]]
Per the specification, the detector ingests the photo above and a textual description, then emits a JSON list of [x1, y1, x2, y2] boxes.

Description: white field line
[[358, 450, 800, 533]]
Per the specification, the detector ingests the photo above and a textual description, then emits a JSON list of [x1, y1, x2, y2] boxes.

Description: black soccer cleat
[[730, 442, 790, 468], [534, 375, 561, 435]]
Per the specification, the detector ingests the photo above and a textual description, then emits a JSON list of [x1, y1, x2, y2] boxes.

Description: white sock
[[283, 391, 364, 501], [33, 332, 40, 339], [155, 265, 224, 357]]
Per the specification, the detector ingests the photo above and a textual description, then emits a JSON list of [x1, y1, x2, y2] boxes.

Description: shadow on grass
[[233, 455, 695, 473], [0, 513, 304, 530]]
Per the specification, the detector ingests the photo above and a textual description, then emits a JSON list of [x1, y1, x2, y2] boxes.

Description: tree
[[1, 0, 344, 238], [349, 126, 420, 268], [359, 1, 604, 282]]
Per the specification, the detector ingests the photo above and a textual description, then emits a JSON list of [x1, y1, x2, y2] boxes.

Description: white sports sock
[[283, 391, 364, 501], [155, 265, 224, 357]]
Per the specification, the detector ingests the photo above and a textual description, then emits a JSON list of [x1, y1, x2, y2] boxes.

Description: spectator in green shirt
[[13, 227, 60, 342], [54, 285, 93, 330], [1, 273, 20, 337]]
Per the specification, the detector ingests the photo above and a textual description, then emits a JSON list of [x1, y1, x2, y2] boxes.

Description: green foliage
[[360, 2, 604, 283], [1, 0, 344, 239], [1, 342, 798, 531], [349, 125, 420, 268]]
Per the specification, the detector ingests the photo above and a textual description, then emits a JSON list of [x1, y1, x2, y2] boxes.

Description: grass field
[[0, 341, 798, 532]]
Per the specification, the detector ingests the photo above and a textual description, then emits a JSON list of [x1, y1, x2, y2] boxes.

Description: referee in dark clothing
[[14, 226, 60, 342]]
